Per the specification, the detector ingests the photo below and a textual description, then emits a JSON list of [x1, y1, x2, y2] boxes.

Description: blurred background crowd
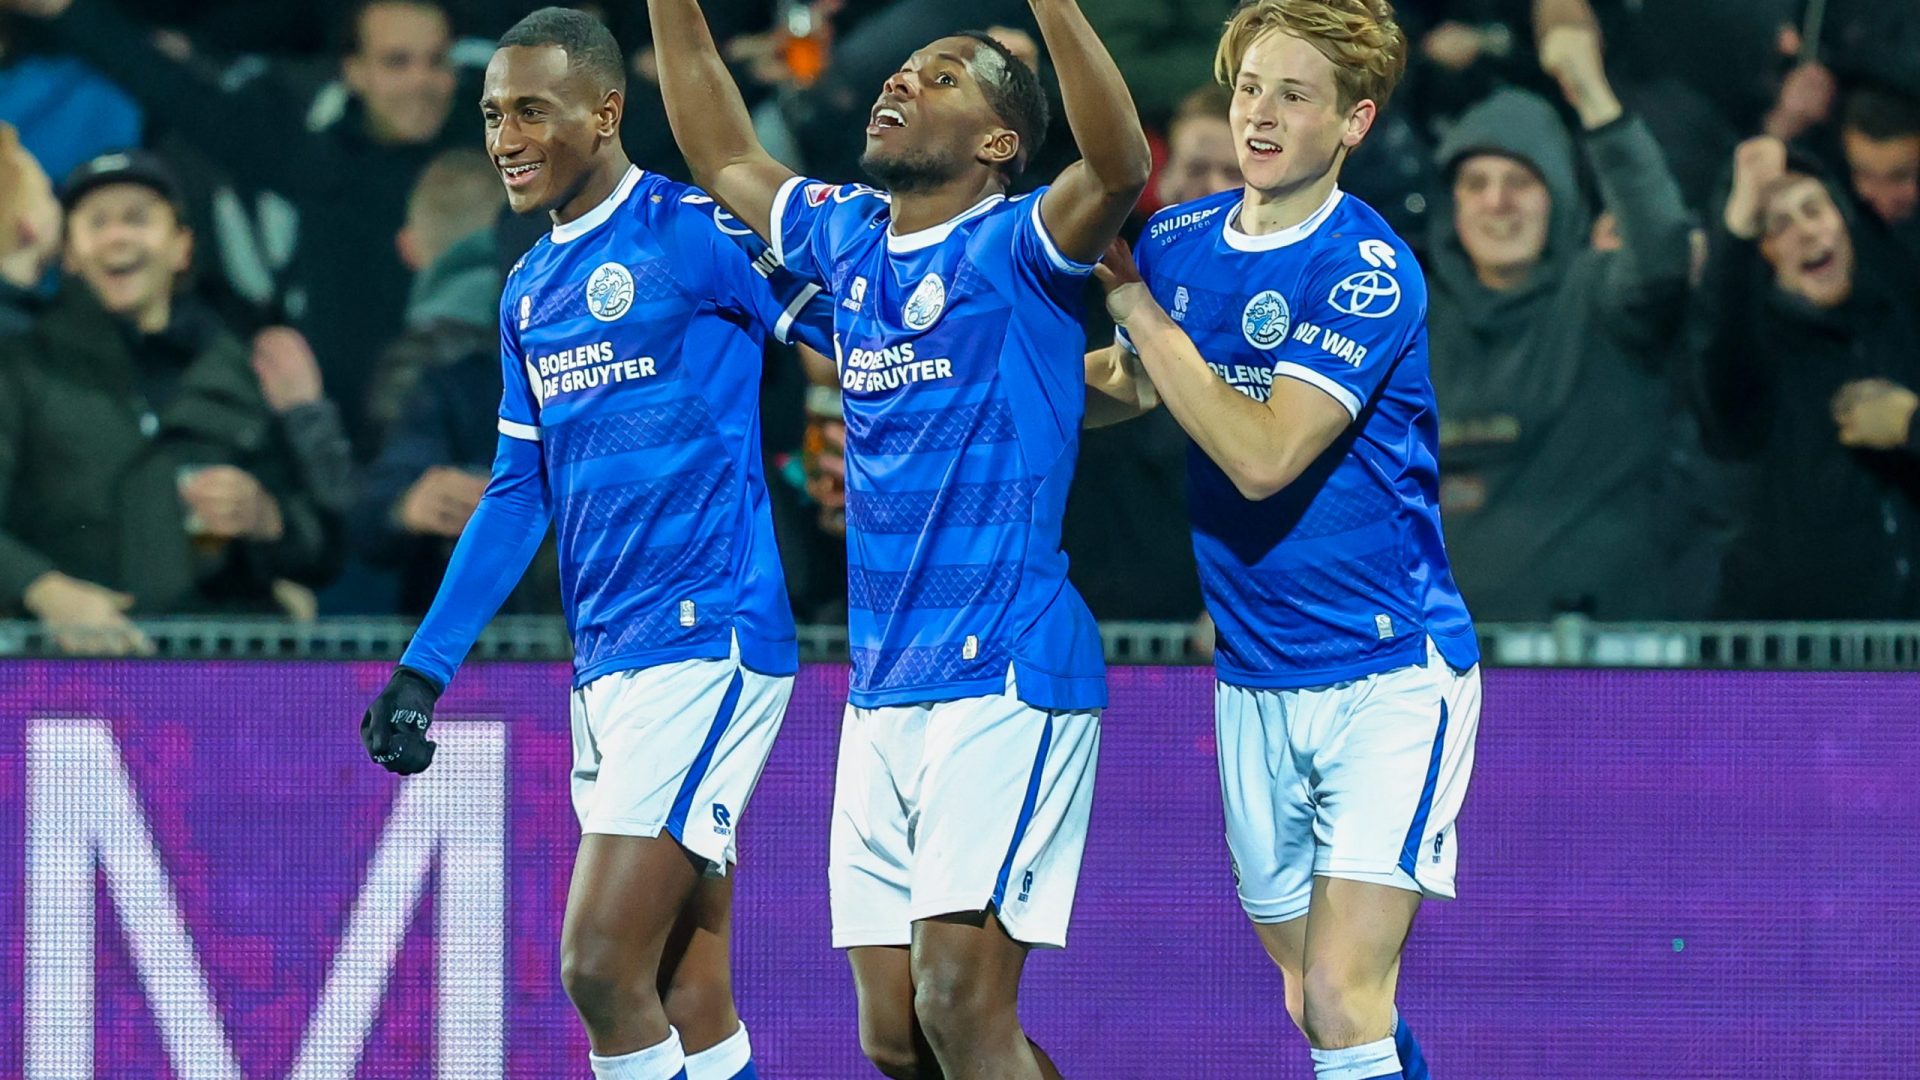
[[0, 0, 1917, 655]]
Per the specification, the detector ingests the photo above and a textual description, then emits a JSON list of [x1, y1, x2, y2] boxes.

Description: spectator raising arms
[[0, 151, 346, 651], [1425, 12, 1696, 621], [1693, 136, 1920, 618], [0, 121, 61, 335]]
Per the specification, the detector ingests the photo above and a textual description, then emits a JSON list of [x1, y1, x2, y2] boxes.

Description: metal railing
[[2, 616, 1919, 669]]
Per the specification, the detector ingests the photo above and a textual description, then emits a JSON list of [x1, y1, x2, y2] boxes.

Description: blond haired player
[[1087, 3, 1480, 1077]]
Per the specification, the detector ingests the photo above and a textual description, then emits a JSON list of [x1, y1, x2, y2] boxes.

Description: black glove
[[361, 667, 441, 775]]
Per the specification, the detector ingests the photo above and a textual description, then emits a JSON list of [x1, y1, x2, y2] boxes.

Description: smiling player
[[1087, 3, 1480, 1078], [357, 9, 832, 1080]]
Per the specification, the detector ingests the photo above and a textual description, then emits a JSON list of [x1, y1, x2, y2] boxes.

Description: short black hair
[[1844, 84, 1920, 140], [955, 30, 1048, 176], [341, 0, 449, 56], [499, 6, 627, 98]]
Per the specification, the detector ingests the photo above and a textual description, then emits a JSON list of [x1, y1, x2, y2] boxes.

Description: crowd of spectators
[[1, 0, 1918, 652]]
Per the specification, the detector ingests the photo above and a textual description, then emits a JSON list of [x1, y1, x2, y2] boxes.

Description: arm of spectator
[[1763, 59, 1837, 143], [1691, 136, 1787, 459], [180, 462, 341, 588], [1541, 23, 1691, 335], [11, 0, 327, 193], [254, 328, 353, 515], [1033, 0, 1153, 265], [397, 432, 552, 689], [349, 369, 475, 565], [647, 0, 798, 242]]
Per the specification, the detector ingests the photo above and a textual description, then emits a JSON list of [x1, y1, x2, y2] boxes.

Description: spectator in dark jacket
[[1838, 84, 1920, 265], [351, 148, 560, 615], [1693, 136, 1920, 618], [0, 150, 346, 651], [1427, 18, 1697, 621], [12, 0, 466, 453], [0, 120, 59, 336]]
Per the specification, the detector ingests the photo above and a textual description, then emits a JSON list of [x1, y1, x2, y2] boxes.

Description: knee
[[912, 970, 1011, 1054], [1299, 964, 1386, 1049], [560, 939, 640, 1027]]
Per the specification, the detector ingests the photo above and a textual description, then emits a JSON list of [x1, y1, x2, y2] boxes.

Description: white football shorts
[[1217, 638, 1482, 923], [568, 637, 793, 871], [829, 675, 1101, 950]]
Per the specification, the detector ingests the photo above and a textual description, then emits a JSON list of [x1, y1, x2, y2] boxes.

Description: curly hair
[[1214, 0, 1409, 110]]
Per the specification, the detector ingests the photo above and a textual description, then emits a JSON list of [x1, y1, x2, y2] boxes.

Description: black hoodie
[[1426, 89, 1697, 620], [1692, 165, 1920, 619]]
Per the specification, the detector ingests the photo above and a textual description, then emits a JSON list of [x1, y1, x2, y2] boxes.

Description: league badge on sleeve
[[585, 262, 635, 322], [1242, 290, 1292, 351], [903, 272, 948, 331]]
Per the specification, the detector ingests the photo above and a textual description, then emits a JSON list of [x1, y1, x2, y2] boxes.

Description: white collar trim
[[549, 165, 645, 244], [886, 194, 1006, 253], [1223, 186, 1343, 251]]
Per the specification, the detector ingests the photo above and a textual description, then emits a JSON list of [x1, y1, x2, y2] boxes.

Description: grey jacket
[[1427, 90, 1696, 620]]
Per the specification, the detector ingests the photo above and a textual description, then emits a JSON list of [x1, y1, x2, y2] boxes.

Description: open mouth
[[1246, 138, 1280, 161], [867, 105, 906, 136], [500, 161, 544, 188], [1801, 250, 1837, 274]]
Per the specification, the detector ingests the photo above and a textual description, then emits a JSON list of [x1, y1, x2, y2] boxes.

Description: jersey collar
[[1222, 185, 1343, 252], [549, 165, 645, 244], [886, 193, 1006, 254]]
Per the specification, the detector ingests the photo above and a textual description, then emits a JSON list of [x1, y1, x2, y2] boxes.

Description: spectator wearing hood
[[1693, 136, 1920, 618], [1425, 19, 1696, 622]]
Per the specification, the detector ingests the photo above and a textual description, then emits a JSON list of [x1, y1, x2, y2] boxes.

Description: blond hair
[[1214, 0, 1409, 110]]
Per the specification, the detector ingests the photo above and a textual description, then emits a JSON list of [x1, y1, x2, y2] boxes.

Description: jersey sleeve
[[1009, 189, 1098, 308], [496, 282, 542, 442], [770, 175, 885, 289], [1269, 238, 1425, 420], [682, 190, 836, 355]]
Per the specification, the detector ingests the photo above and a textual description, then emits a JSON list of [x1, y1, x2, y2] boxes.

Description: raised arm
[[1032, 0, 1153, 264], [646, 0, 796, 241]]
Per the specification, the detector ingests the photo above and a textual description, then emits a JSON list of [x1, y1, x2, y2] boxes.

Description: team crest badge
[[902, 272, 947, 331], [1241, 290, 1291, 350], [585, 262, 635, 322]]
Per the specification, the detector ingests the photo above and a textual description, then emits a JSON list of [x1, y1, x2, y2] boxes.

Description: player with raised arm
[[356, 10, 831, 1080], [1087, 2, 1479, 1078], [647, 0, 1149, 1076]]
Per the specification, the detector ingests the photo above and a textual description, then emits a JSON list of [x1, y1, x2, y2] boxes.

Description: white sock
[[683, 1023, 752, 1080], [590, 1029, 686, 1080], [1310, 1035, 1401, 1080]]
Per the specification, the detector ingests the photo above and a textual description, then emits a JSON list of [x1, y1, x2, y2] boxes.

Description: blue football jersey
[[1123, 187, 1478, 687], [770, 177, 1106, 710], [494, 166, 834, 685]]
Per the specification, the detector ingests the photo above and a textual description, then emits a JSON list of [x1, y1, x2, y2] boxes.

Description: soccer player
[[646, 0, 1149, 1076], [356, 10, 831, 1080], [1086, 3, 1481, 1078]]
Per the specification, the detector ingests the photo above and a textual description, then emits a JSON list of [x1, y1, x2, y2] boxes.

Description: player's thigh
[[1302, 874, 1421, 992], [850, 944, 922, 1067], [1312, 645, 1477, 896], [1252, 915, 1310, 1030], [1217, 681, 1318, 925], [910, 910, 1030, 1020], [562, 833, 703, 983], [911, 693, 1100, 950]]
